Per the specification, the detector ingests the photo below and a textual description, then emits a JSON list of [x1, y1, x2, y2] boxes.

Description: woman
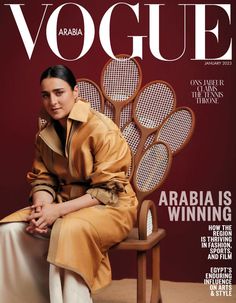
[[0, 65, 138, 303]]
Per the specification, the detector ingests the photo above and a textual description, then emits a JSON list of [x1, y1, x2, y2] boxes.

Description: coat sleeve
[[26, 136, 58, 200], [86, 130, 131, 205]]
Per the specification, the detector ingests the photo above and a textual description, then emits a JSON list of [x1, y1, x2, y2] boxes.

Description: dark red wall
[[0, 0, 235, 282]]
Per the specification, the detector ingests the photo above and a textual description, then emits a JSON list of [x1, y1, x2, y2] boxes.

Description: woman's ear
[[73, 84, 79, 99]]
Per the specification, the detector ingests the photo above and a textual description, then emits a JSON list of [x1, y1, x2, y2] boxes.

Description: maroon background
[[0, 0, 235, 283]]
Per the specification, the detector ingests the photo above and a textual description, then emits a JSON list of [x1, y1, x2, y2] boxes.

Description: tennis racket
[[77, 78, 104, 112], [100, 54, 142, 127], [132, 80, 176, 162], [133, 142, 172, 202], [156, 107, 195, 155]]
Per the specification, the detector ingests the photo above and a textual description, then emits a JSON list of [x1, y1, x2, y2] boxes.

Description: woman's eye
[[56, 91, 63, 96]]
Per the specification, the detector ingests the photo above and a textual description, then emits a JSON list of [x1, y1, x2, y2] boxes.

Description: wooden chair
[[77, 75, 170, 303]]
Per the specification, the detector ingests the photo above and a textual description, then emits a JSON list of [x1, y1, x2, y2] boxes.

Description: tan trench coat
[[0, 100, 138, 292]]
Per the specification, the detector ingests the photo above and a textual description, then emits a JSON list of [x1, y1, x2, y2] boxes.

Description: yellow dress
[[0, 100, 138, 292]]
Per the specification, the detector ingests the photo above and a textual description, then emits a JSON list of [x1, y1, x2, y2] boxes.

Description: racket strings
[[120, 103, 133, 129], [157, 109, 193, 153], [136, 143, 170, 192], [136, 83, 175, 129], [77, 80, 103, 112], [122, 122, 141, 155], [103, 57, 140, 101], [38, 117, 48, 129], [147, 210, 153, 236], [104, 101, 115, 120], [144, 133, 156, 149]]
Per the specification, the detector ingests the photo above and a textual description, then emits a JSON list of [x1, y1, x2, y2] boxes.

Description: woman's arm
[[32, 190, 54, 206], [27, 137, 59, 201], [58, 193, 99, 216], [27, 193, 99, 230], [26, 135, 59, 234], [85, 130, 131, 205]]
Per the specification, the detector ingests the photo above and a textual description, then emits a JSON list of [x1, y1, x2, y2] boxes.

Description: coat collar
[[68, 99, 90, 122], [39, 100, 90, 156]]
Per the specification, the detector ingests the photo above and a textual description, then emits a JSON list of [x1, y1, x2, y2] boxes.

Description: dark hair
[[40, 65, 77, 90]]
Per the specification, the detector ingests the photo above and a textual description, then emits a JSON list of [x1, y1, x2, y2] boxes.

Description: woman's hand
[[26, 191, 54, 235], [25, 193, 100, 235], [26, 203, 48, 234], [27, 203, 61, 230]]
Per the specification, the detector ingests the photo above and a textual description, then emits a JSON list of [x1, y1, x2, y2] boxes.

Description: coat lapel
[[39, 100, 91, 157], [39, 123, 64, 156]]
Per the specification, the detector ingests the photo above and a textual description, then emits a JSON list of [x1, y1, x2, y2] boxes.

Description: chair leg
[[137, 251, 147, 303], [150, 244, 161, 303], [137, 245, 162, 303]]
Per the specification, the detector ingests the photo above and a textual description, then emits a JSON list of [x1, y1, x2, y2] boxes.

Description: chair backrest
[[77, 56, 195, 204]]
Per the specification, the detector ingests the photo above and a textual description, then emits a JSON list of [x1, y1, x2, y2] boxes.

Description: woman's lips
[[51, 107, 62, 112]]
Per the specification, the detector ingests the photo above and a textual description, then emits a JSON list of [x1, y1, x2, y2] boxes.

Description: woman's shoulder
[[87, 109, 120, 133]]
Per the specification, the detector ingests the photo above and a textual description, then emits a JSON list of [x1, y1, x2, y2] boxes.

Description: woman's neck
[[58, 117, 67, 129], [54, 120, 67, 148]]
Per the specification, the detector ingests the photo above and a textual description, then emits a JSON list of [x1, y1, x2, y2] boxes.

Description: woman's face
[[41, 77, 78, 127]]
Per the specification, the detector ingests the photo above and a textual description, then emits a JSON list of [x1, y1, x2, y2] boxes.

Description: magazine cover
[[0, 0, 235, 302]]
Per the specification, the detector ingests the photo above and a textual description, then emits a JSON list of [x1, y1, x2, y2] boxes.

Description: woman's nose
[[50, 94, 58, 105]]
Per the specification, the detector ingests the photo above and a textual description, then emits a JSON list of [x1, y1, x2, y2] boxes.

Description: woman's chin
[[50, 112, 64, 120]]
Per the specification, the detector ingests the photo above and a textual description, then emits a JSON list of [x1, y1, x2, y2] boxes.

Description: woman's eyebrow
[[41, 88, 64, 93], [53, 88, 64, 91]]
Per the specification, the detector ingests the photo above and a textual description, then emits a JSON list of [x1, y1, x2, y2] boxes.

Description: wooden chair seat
[[113, 228, 166, 251]]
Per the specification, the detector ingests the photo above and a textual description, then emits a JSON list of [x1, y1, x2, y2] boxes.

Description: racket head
[[133, 141, 172, 202], [133, 80, 176, 131], [156, 107, 195, 155], [122, 121, 141, 156], [77, 78, 104, 112], [100, 54, 142, 104]]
